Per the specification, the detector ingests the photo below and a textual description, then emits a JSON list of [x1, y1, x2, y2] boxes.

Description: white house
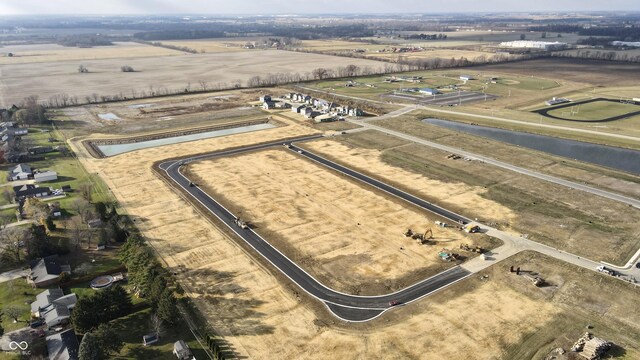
[[460, 75, 474, 81], [9, 163, 32, 181]]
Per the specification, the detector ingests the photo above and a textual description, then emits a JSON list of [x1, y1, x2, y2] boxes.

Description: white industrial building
[[611, 41, 640, 47], [499, 41, 568, 51]]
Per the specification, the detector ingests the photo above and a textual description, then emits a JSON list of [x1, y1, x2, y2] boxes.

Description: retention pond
[[423, 118, 640, 175], [97, 122, 276, 157]]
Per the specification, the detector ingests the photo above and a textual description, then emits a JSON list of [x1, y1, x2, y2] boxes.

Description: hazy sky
[[0, 0, 638, 15]]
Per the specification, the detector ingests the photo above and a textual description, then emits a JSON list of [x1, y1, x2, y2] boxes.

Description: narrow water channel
[[97, 123, 276, 156], [423, 118, 640, 175]]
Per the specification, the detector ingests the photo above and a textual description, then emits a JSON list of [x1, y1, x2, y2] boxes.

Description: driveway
[[0, 268, 29, 284]]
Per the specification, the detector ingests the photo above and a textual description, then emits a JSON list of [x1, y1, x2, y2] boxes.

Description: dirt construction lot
[[186, 149, 481, 295], [0, 50, 385, 106], [67, 113, 640, 359]]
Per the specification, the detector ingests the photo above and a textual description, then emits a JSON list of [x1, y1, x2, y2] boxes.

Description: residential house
[[31, 288, 77, 329], [274, 102, 291, 109], [173, 340, 194, 360], [259, 95, 272, 102], [14, 184, 50, 200], [460, 75, 474, 81], [28, 146, 54, 155], [262, 101, 276, 110], [303, 95, 312, 104], [302, 107, 313, 119], [46, 329, 79, 360], [28, 255, 71, 288], [8, 163, 33, 181], [291, 104, 305, 113], [348, 108, 364, 117], [34, 170, 58, 183]]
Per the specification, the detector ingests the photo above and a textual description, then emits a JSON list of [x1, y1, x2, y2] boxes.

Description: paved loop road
[[159, 136, 472, 322]]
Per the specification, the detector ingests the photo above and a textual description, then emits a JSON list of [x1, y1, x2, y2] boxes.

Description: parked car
[[30, 319, 45, 328], [388, 300, 400, 307]]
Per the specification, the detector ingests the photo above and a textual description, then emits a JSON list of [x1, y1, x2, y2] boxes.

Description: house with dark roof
[[28, 255, 71, 288], [46, 329, 79, 360], [31, 288, 77, 329], [13, 184, 50, 200], [8, 163, 32, 181], [173, 340, 194, 359]]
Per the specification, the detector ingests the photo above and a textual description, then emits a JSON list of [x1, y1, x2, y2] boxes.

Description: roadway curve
[[158, 136, 472, 322]]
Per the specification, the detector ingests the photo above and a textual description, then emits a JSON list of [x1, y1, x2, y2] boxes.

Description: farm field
[[0, 41, 184, 64], [185, 148, 491, 295], [474, 58, 640, 86], [0, 50, 386, 106], [160, 39, 252, 53], [302, 130, 640, 265]]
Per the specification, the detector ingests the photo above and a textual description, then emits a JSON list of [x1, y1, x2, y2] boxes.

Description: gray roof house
[[14, 184, 50, 200], [31, 288, 77, 328], [28, 255, 71, 288], [46, 329, 79, 360], [173, 340, 194, 359], [9, 163, 32, 181]]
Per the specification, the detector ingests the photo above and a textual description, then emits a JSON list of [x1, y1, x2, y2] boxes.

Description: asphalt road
[[349, 119, 640, 209], [159, 136, 472, 322]]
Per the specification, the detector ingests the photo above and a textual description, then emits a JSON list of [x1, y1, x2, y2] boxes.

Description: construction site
[[57, 57, 640, 359]]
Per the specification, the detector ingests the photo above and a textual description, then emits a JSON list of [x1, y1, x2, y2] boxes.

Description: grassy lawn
[[546, 100, 640, 121], [0, 279, 40, 332], [110, 307, 208, 360]]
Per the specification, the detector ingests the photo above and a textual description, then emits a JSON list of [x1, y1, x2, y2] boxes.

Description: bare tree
[[150, 313, 164, 337], [0, 227, 27, 263], [68, 216, 87, 251], [78, 184, 93, 203], [78, 65, 89, 73], [2, 189, 13, 205]]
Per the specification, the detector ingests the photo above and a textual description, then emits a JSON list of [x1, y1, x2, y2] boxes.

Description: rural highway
[[159, 133, 639, 322], [159, 136, 477, 322]]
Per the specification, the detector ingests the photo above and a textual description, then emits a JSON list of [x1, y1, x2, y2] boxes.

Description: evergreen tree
[[156, 289, 179, 325]]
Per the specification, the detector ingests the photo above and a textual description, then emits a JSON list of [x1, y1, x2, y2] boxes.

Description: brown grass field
[[474, 58, 640, 86], [0, 50, 386, 106], [63, 105, 640, 359], [185, 149, 486, 295], [0, 41, 184, 64]]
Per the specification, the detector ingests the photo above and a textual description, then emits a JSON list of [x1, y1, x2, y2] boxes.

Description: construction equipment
[[434, 221, 447, 228], [459, 244, 484, 253], [408, 228, 434, 245], [234, 217, 248, 229], [438, 249, 460, 262], [464, 225, 481, 233], [523, 274, 545, 287]]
